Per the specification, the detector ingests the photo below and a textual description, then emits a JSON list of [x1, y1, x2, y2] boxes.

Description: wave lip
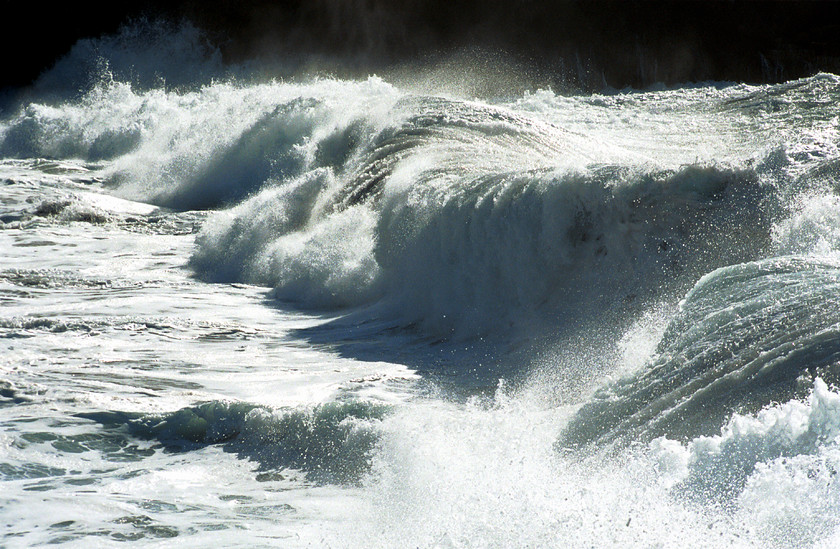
[[559, 256, 840, 450]]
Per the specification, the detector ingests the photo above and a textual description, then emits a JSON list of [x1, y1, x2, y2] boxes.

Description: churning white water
[[3, 24, 840, 548]]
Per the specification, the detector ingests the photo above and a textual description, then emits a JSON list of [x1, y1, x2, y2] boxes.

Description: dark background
[[3, 0, 840, 92]]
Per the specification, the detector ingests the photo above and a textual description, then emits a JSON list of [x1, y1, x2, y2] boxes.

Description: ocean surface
[[3, 24, 840, 548]]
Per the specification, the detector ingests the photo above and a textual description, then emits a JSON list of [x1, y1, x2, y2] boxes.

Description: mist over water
[[3, 20, 840, 548]]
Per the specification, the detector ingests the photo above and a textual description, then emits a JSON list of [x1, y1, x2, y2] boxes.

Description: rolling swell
[[559, 256, 840, 450]]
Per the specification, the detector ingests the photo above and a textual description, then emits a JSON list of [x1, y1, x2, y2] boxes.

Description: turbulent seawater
[[3, 26, 840, 548]]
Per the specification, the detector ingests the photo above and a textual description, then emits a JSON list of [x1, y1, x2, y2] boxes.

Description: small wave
[[0, 268, 155, 290], [79, 400, 390, 484], [32, 198, 110, 224], [0, 317, 99, 335], [0, 379, 31, 405]]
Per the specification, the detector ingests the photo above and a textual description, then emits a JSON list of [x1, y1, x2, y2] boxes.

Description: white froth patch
[[337, 390, 739, 548], [649, 379, 840, 547], [327, 380, 840, 547], [616, 302, 675, 377], [193, 170, 381, 308], [773, 193, 840, 258], [76, 190, 158, 216]]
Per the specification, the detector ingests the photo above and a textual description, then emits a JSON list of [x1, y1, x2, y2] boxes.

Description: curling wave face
[[559, 256, 840, 450], [0, 73, 799, 339]]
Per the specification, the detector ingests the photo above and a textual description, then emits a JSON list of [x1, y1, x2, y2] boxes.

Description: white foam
[[773, 193, 840, 257], [649, 379, 840, 547]]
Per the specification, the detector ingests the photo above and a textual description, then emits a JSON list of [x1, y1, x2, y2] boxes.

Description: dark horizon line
[[3, 0, 840, 93]]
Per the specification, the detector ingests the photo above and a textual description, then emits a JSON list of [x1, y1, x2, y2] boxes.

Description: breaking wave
[[80, 399, 390, 485]]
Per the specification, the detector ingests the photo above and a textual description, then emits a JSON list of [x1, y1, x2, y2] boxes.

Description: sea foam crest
[[652, 379, 840, 521]]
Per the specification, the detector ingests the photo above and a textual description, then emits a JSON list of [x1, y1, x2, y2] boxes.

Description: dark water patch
[[0, 462, 67, 480], [138, 499, 180, 513], [23, 482, 58, 492], [20, 432, 59, 443], [31, 198, 110, 223], [196, 327, 258, 341], [113, 515, 179, 540], [65, 477, 97, 486], [0, 213, 25, 223], [13, 239, 60, 247], [0, 380, 31, 405], [34, 199, 72, 216], [15, 430, 157, 463]]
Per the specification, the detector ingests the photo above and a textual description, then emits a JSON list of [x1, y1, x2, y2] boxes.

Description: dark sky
[[3, 0, 840, 91]]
